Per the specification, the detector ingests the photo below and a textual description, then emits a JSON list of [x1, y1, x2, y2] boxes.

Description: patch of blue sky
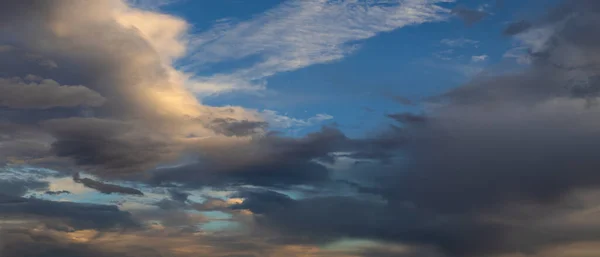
[[159, 0, 285, 33], [200, 220, 241, 232], [198, 210, 232, 220]]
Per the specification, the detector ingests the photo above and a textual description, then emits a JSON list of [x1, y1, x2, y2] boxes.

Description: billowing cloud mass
[[0, 0, 264, 177], [4, 0, 600, 257]]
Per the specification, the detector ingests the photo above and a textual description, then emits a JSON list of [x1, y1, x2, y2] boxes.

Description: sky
[[3, 0, 600, 257]]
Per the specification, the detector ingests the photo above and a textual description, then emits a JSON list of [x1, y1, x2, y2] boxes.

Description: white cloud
[[188, 0, 453, 94], [471, 54, 488, 62], [440, 37, 479, 48], [514, 26, 555, 54], [260, 110, 333, 129], [502, 25, 555, 66], [503, 46, 531, 65]]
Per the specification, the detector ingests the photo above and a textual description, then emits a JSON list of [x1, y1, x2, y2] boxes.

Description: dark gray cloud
[[0, 194, 137, 230], [150, 127, 349, 188], [386, 112, 427, 124], [209, 118, 268, 137], [227, 1, 600, 256], [452, 6, 487, 25], [504, 20, 532, 35], [0, 180, 48, 196], [73, 173, 143, 195], [0, 122, 53, 165], [0, 229, 161, 257], [230, 189, 293, 215], [42, 118, 178, 176], [169, 189, 190, 202], [356, 245, 445, 257], [44, 190, 71, 196]]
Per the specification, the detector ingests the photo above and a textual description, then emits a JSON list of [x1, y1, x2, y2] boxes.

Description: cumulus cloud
[[0, 0, 266, 177]]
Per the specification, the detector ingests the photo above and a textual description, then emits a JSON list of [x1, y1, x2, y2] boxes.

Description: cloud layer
[[4, 1, 600, 257]]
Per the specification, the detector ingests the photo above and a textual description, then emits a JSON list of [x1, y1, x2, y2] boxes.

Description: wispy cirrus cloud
[[440, 37, 479, 48], [186, 0, 454, 95]]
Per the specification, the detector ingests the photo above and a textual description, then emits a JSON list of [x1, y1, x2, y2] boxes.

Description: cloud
[[0, 76, 105, 109], [386, 112, 427, 124], [503, 46, 532, 65], [0, 44, 15, 52], [260, 110, 333, 130], [0, 229, 162, 257], [440, 38, 479, 48], [188, 0, 452, 93], [0, 179, 48, 196], [503, 20, 533, 35], [73, 173, 144, 195], [149, 127, 350, 188], [7, 1, 600, 257], [0, 194, 137, 230], [45, 190, 71, 195], [208, 118, 268, 137], [451, 6, 488, 25], [42, 118, 182, 176], [471, 54, 488, 62], [0, 0, 263, 177], [224, 1, 600, 256]]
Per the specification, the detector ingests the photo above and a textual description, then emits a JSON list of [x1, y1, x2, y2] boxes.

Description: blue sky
[[145, 0, 555, 137]]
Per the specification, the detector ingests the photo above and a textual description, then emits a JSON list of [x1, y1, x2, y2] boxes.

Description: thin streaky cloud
[[440, 37, 479, 47], [186, 0, 454, 94]]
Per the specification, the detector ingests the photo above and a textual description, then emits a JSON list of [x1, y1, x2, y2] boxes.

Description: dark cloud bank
[[222, 1, 600, 256], [3, 0, 600, 257]]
